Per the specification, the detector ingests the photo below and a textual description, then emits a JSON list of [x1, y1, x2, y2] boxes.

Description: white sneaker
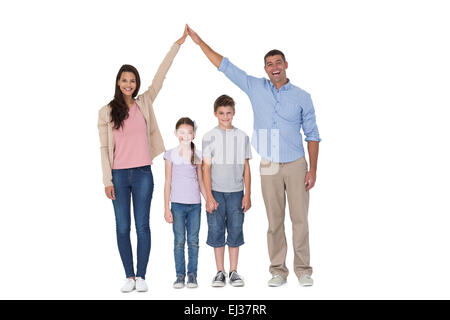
[[298, 274, 314, 287], [268, 274, 287, 287], [121, 278, 136, 293], [135, 277, 148, 292]]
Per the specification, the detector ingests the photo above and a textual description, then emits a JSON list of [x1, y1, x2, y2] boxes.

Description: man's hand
[[186, 24, 222, 68], [164, 208, 174, 224], [304, 171, 316, 192], [242, 193, 251, 213], [206, 196, 218, 214], [187, 24, 201, 45], [105, 186, 115, 200], [175, 24, 188, 45]]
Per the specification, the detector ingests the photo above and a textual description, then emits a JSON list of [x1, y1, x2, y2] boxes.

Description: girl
[[164, 117, 207, 288], [98, 27, 188, 293]]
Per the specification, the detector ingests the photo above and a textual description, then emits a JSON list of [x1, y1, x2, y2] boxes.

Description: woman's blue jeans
[[112, 165, 153, 279], [171, 202, 201, 277]]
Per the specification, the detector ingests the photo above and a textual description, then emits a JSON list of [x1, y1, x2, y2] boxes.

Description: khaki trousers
[[260, 156, 312, 279]]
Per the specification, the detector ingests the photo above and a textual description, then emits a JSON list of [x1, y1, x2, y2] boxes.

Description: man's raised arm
[[187, 25, 223, 68]]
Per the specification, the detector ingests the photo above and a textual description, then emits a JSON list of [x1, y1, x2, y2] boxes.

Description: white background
[[1, 0, 449, 300]]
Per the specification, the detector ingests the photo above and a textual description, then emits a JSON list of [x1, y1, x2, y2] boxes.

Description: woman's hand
[[165, 208, 174, 223], [105, 186, 115, 200], [175, 24, 188, 45]]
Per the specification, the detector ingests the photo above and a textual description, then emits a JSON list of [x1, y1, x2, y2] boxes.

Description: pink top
[[112, 103, 152, 169]]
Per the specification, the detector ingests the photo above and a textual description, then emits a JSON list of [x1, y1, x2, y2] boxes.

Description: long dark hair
[[109, 64, 141, 129], [175, 117, 200, 165]]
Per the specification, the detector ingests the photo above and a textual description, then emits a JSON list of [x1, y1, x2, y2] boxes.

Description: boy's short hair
[[264, 49, 286, 65], [214, 94, 235, 112]]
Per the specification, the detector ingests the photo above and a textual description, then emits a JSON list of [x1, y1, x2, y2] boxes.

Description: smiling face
[[214, 106, 235, 129], [264, 54, 288, 86], [117, 71, 137, 97], [175, 124, 195, 146]]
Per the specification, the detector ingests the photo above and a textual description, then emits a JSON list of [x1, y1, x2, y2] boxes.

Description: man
[[187, 25, 321, 287]]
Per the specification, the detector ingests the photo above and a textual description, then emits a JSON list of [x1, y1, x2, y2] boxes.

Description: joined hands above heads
[[175, 24, 201, 45], [172, 24, 204, 46], [174, 24, 203, 46]]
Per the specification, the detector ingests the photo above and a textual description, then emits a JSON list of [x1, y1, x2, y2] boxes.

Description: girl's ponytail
[[190, 141, 195, 165]]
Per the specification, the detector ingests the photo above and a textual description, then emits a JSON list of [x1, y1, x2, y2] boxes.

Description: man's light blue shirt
[[219, 57, 321, 163]]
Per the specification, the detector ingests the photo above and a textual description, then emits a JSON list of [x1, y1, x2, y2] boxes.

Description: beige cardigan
[[98, 43, 180, 187]]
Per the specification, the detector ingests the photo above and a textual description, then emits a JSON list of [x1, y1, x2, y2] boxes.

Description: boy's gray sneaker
[[186, 273, 198, 288], [211, 271, 227, 287], [229, 270, 245, 287], [268, 274, 287, 287], [173, 274, 185, 289], [298, 274, 314, 287]]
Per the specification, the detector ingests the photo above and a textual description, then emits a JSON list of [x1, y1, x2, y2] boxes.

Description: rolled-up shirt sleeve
[[301, 93, 321, 142]]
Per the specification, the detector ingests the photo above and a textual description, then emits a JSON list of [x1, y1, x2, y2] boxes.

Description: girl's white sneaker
[[135, 277, 148, 292], [121, 278, 136, 293]]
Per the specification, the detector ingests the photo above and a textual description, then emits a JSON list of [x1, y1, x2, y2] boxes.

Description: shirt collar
[[269, 78, 292, 92]]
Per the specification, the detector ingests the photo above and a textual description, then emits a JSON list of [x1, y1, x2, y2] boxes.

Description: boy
[[202, 94, 252, 287]]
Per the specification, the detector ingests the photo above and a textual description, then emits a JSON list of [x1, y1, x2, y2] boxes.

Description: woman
[[98, 26, 188, 293]]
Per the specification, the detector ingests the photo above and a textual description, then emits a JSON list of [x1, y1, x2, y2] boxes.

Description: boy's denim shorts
[[206, 190, 245, 248]]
